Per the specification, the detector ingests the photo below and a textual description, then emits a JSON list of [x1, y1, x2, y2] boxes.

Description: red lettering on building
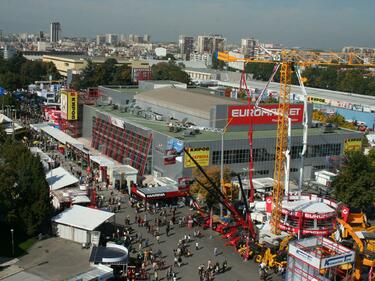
[[227, 104, 304, 125]]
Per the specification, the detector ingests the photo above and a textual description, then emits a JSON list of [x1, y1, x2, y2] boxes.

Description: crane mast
[[270, 62, 292, 235], [216, 49, 375, 236]]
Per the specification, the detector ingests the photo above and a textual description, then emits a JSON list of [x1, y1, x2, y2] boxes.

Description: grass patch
[[19, 237, 37, 252]]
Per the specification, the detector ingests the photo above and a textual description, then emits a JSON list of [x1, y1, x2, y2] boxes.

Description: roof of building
[[52, 205, 114, 231], [135, 87, 242, 119], [46, 167, 79, 191], [30, 123, 82, 145], [91, 105, 360, 142], [214, 72, 375, 108]]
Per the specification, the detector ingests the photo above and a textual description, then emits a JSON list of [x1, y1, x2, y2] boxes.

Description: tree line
[[211, 59, 375, 96], [0, 53, 60, 91], [72, 59, 190, 90], [0, 131, 53, 253], [244, 63, 375, 96]]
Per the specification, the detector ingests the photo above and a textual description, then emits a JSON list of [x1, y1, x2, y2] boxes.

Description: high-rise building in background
[[105, 34, 119, 45], [39, 31, 45, 41], [196, 34, 225, 54], [0, 29, 3, 42], [143, 34, 151, 43], [196, 35, 210, 53], [128, 34, 135, 43], [241, 37, 258, 57], [96, 35, 106, 45], [179, 35, 194, 59], [50, 22, 61, 43]]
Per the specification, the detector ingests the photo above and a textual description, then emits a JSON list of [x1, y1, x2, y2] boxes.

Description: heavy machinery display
[[217, 49, 375, 236], [335, 218, 375, 281]]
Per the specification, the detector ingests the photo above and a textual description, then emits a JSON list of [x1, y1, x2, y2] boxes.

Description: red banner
[[227, 104, 304, 125]]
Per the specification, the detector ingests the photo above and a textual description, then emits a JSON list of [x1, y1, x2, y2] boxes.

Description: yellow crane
[[217, 50, 375, 235]]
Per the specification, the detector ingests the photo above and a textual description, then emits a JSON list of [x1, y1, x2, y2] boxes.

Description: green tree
[[151, 62, 190, 84], [211, 54, 226, 70], [0, 142, 53, 236], [190, 166, 231, 208], [332, 152, 375, 211]]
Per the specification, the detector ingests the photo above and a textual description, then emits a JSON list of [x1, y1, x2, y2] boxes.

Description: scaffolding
[[287, 237, 355, 281]]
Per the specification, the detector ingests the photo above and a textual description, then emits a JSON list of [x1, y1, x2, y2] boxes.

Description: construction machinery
[[335, 217, 375, 281], [217, 50, 375, 236]]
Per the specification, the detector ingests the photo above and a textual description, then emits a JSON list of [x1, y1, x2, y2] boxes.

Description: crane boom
[[216, 49, 375, 236]]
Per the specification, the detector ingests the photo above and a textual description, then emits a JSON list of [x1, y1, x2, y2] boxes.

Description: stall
[[108, 165, 138, 193], [52, 205, 115, 245], [131, 185, 188, 202]]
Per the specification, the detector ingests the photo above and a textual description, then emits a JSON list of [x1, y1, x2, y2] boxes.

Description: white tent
[[52, 205, 114, 244], [46, 167, 79, 191]]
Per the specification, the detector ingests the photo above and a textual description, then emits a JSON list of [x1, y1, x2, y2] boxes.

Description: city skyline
[[0, 0, 374, 49]]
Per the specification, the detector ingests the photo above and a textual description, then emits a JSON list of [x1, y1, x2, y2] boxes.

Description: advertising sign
[[60, 91, 78, 120], [288, 244, 321, 268], [227, 104, 304, 126], [60, 92, 68, 119], [344, 138, 362, 152], [320, 252, 355, 269], [307, 96, 326, 104], [184, 147, 210, 168]]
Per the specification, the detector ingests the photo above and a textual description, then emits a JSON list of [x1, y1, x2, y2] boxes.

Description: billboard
[[344, 138, 362, 152], [184, 147, 210, 168], [60, 91, 78, 120], [227, 104, 304, 126], [307, 96, 327, 104]]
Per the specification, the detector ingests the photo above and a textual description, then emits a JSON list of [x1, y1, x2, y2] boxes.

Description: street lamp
[[10, 228, 14, 256], [220, 118, 233, 218]]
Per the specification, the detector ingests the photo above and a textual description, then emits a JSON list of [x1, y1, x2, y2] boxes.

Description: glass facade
[[212, 144, 341, 165]]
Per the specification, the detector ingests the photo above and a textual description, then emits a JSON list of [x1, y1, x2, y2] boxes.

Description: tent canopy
[[52, 205, 114, 231], [46, 167, 79, 191]]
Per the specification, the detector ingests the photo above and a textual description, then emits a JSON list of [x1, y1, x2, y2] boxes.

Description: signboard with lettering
[[288, 243, 321, 268], [184, 147, 210, 168], [344, 138, 362, 152], [60, 91, 78, 120], [307, 96, 326, 104], [227, 104, 304, 126], [320, 252, 355, 269]]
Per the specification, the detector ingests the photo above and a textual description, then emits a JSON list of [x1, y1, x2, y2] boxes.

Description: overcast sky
[[1, 0, 374, 49]]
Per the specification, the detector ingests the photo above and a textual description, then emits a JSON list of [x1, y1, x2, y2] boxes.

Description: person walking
[[213, 247, 218, 256], [195, 241, 199, 250], [156, 234, 160, 244]]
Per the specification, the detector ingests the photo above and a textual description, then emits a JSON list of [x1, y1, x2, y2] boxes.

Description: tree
[[0, 52, 60, 90], [72, 59, 133, 89], [211, 54, 226, 70], [151, 62, 190, 84], [0, 142, 53, 236], [332, 152, 375, 211], [190, 166, 231, 208]]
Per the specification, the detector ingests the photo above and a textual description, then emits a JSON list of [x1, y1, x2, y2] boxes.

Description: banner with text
[[184, 147, 210, 168], [227, 104, 304, 126]]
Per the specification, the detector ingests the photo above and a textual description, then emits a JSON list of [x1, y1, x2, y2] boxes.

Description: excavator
[[335, 217, 375, 281]]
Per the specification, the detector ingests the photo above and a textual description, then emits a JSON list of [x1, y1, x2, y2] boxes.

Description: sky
[[1, 0, 374, 50]]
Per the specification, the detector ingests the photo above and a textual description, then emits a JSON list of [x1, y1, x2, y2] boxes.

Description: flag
[[0, 87, 4, 96]]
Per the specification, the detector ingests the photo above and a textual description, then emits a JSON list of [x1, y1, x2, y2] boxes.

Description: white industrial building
[[52, 205, 114, 245]]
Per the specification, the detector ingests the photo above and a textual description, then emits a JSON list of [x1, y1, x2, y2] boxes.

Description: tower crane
[[217, 49, 375, 235]]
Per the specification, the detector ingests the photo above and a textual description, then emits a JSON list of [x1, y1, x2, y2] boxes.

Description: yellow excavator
[[336, 218, 375, 281]]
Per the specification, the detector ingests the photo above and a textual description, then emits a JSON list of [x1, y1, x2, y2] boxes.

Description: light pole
[[220, 118, 233, 218], [10, 228, 14, 256]]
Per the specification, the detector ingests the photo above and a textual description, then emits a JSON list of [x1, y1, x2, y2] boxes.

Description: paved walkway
[[101, 188, 283, 281]]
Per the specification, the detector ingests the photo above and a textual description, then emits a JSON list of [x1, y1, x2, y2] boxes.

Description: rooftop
[[52, 205, 114, 231], [135, 87, 242, 119], [91, 105, 359, 142]]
